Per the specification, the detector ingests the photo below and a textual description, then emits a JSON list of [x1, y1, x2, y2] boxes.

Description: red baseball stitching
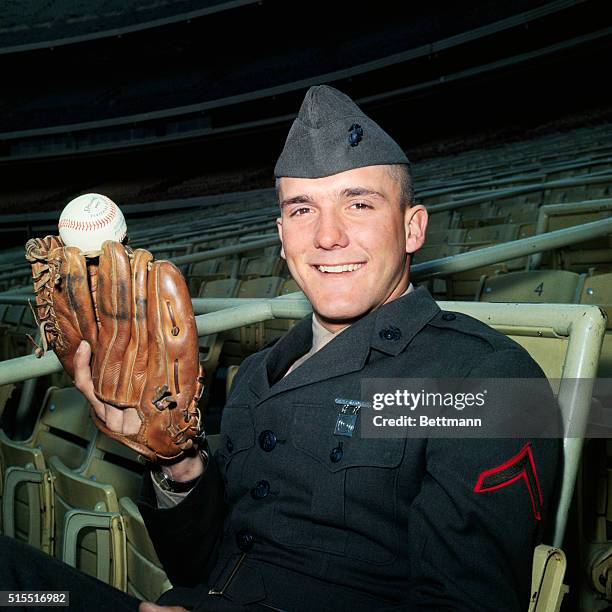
[[59, 199, 119, 233]]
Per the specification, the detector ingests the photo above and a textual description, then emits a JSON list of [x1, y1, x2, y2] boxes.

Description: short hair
[[386, 163, 414, 209], [275, 163, 414, 209]]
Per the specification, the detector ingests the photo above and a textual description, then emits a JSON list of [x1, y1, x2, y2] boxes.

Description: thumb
[[74, 340, 91, 365], [73, 340, 94, 389], [72, 340, 106, 417]]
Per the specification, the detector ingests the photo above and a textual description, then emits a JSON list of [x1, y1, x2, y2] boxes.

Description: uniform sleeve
[[135, 355, 260, 587], [137, 451, 228, 587], [403, 348, 562, 611]]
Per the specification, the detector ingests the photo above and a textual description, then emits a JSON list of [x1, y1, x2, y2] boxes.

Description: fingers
[[73, 340, 142, 435], [74, 341, 136, 436], [73, 341, 106, 420], [104, 403, 125, 433], [104, 406, 140, 436], [123, 407, 143, 436]]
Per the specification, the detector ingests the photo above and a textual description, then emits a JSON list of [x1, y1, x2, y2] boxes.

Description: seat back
[[0, 386, 95, 553], [198, 278, 244, 414], [528, 199, 612, 270], [2, 305, 25, 330], [199, 278, 242, 299], [579, 271, 612, 325], [80, 433, 144, 501], [49, 455, 126, 590], [264, 280, 302, 344], [477, 270, 583, 304], [462, 224, 520, 247], [237, 277, 285, 353], [239, 255, 284, 280], [119, 497, 172, 601], [36, 386, 96, 469], [46, 432, 144, 591], [578, 271, 612, 377]]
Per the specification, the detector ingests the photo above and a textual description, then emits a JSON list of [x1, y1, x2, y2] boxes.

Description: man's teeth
[[317, 263, 364, 273]]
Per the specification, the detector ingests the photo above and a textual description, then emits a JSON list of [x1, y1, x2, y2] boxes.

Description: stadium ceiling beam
[[0, 1, 597, 142], [0, 0, 261, 55]]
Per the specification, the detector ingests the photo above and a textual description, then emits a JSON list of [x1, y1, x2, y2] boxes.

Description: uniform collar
[[310, 282, 414, 344], [369, 285, 438, 356], [249, 286, 440, 402]]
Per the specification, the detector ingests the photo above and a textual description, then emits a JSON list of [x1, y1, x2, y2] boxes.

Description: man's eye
[[290, 207, 312, 217], [351, 202, 372, 210]]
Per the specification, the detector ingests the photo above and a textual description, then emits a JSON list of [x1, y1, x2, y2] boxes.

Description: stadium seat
[[46, 428, 148, 591], [237, 277, 285, 354], [461, 223, 520, 246], [263, 279, 302, 344], [527, 200, 612, 272], [217, 258, 240, 279], [579, 270, 612, 324], [239, 254, 284, 280], [2, 305, 25, 331], [187, 260, 225, 294], [0, 386, 95, 554], [198, 277, 242, 300], [197, 278, 242, 410], [424, 228, 467, 245], [425, 210, 452, 232], [76, 429, 144, 501], [559, 247, 612, 273], [412, 244, 468, 264], [528, 545, 568, 611], [119, 497, 172, 601], [476, 270, 584, 304], [49, 455, 127, 591], [578, 270, 612, 378]]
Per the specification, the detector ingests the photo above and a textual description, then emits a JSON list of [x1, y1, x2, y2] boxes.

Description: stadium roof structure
[[0, 0, 258, 53]]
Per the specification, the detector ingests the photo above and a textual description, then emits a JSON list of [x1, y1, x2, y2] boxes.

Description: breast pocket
[[273, 403, 406, 564], [218, 404, 255, 502]]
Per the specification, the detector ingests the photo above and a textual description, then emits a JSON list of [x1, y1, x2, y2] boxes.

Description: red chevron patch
[[474, 443, 543, 520]]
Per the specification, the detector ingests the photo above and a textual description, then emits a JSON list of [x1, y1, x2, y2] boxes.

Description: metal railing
[[0, 291, 605, 546]]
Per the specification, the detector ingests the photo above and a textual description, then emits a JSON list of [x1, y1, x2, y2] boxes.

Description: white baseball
[[58, 193, 127, 251]]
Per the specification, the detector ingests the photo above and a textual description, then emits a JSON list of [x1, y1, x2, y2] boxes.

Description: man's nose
[[314, 209, 349, 249]]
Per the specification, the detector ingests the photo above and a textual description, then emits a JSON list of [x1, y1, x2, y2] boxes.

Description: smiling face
[[276, 165, 428, 332]]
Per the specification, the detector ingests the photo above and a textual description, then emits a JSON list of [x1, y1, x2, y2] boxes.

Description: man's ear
[[404, 204, 428, 254], [276, 217, 286, 260]]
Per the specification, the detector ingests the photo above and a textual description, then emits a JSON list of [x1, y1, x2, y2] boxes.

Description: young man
[[134, 85, 561, 610], [0, 86, 560, 611]]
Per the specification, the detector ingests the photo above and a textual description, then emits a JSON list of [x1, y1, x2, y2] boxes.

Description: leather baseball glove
[[25, 237, 204, 461]]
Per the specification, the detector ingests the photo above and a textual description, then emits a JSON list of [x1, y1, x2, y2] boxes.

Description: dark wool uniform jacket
[[138, 288, 561, 612]]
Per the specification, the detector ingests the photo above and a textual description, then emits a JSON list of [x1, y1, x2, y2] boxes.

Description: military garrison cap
[[274, 85, 410, 178]]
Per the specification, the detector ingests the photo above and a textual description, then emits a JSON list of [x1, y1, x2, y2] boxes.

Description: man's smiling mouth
[[314, 263, 365, 273]]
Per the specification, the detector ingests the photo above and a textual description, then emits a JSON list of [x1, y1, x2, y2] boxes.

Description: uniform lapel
[[265, 315, 372, 400], [248, 315, 313, 400], [248, 287, 441, 404]]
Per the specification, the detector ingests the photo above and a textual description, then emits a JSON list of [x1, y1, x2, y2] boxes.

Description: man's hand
[[139, 602, 187, 612], [73, 340, 205, 481], [74, 340, 141, 436]]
